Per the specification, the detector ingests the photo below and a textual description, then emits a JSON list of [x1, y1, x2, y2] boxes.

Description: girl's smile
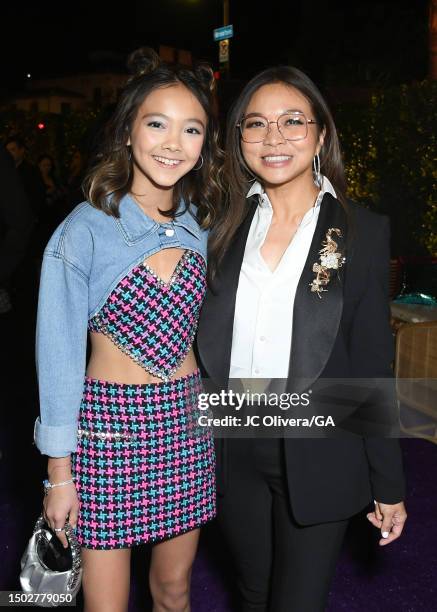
[[128, 83, 207, 191]]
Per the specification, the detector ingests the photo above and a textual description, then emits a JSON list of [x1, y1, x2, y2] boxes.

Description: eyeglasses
[[237, 112, 318, 143]]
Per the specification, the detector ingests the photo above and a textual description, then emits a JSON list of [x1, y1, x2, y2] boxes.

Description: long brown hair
[[83, 48, 223, 229], [209, 65, 348, 275]]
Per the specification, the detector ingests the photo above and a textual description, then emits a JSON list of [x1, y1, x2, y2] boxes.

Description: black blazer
[[197, 193, 406, 525]]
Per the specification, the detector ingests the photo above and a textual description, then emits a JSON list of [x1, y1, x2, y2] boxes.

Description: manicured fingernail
[[382, 531, 389, 538]]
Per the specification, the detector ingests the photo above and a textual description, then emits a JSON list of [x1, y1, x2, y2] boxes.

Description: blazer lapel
[[197, 198, 258, 388], [287, 193, 348, 393]]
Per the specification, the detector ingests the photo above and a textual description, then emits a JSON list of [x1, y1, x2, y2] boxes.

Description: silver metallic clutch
[[20, 515, 82, 606]]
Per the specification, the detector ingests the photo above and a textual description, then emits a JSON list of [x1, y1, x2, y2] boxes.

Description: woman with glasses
[[197, 66, 407, 611]]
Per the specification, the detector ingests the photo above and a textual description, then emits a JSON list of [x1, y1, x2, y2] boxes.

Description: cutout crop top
[[88, 250, 206, 381]]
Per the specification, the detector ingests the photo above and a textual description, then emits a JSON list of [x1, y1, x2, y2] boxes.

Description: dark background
[[2, 0, 435, 259], [1, 0, 430, 88]]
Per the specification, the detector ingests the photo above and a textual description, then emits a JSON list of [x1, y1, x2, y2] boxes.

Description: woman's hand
[[43, 457, 79, 548], [367, 501, 407, 546]]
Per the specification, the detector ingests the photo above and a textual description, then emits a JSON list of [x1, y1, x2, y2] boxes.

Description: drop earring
[[313, 153, 322, 188]]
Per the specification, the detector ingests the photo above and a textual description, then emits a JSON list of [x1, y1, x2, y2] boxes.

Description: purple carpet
[[1, 430, 435, 611], [186, 438, 437, 612]]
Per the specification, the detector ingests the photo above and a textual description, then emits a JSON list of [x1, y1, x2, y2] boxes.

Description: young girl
[[35, 48, 221, 612], [198, 66, 408, 611]]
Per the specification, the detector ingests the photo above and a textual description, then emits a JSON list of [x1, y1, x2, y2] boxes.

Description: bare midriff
[[86, 334, 198, 384], [86, 247, 200, 384]]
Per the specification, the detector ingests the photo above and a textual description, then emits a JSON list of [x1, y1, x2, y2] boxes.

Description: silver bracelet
[[43, 478, 75, 494]]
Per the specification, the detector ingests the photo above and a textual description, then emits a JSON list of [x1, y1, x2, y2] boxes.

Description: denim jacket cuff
[[34, 417, 78, 457]]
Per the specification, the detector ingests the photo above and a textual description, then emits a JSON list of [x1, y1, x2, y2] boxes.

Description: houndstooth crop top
[[88, 249, 207, 381]]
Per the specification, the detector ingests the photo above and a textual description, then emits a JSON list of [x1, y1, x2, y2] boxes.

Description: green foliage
[[0, 108, 101, 176], [336, 80, 436, 256]]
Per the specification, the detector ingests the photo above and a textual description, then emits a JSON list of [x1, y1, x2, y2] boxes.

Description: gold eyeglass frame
[[236, 111, 318, 143]]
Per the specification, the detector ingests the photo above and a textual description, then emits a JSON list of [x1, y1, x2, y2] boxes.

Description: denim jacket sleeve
[[34, 213, 92, 457]]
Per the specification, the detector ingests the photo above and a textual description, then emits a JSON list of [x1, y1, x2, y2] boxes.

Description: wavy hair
[[83, 48, 223, 229], [208, 65, 348, 277]]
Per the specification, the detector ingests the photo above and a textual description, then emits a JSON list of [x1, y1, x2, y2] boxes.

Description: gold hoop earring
[[193, 154, 203, 171]]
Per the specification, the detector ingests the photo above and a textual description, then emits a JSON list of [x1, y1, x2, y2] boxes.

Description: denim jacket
[[34, 194, 208, 457]]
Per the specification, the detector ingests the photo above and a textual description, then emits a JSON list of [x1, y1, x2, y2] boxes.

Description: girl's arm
[[34, 241, 90, 457]]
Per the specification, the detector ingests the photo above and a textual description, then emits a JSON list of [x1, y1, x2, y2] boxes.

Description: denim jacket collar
[[116, 193, 201, 244]]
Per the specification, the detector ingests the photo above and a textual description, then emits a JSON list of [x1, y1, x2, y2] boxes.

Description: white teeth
[[153, 156, 181, 166], [263, 155, 291, 162]]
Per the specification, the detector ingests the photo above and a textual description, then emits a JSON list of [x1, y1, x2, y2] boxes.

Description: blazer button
[[165, 228, 175, 237]]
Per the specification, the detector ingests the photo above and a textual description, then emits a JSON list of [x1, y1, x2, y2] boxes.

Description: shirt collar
[[116, 193, 201, 242], [246, 174, 337, 209]]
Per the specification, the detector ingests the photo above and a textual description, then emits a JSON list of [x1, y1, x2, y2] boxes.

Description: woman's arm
[[349, 215, 407, 543]]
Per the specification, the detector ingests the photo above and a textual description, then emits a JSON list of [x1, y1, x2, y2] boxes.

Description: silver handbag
[[20, 515, 82, 607]]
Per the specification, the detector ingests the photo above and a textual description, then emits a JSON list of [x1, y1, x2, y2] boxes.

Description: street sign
[[213, 25, 234, 42], [219, 39, 229, 64]]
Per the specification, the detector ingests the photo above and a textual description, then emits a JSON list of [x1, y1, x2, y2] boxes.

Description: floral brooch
[[309, 228, 346, 298]]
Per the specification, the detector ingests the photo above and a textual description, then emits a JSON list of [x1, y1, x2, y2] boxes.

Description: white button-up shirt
[[229, 176, 337, 379]]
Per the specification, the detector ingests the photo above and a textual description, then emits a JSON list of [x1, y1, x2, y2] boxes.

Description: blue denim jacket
[[34, 194, 208, 457]]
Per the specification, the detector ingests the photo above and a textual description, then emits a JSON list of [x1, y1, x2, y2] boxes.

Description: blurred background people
[[37, 154, 65, 209], [5, 135, 46, 221], [64, 147, 86, 212], [36, 154, 68, 254], [0, 148, 35, 313]]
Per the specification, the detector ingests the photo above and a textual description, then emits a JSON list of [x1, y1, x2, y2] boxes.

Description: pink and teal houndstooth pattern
[[73, 372, 216, 549], [88, 250, 207, 381]]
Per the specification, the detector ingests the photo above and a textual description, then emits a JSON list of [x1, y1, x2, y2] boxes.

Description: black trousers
[[217, 438, 349, 612]]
